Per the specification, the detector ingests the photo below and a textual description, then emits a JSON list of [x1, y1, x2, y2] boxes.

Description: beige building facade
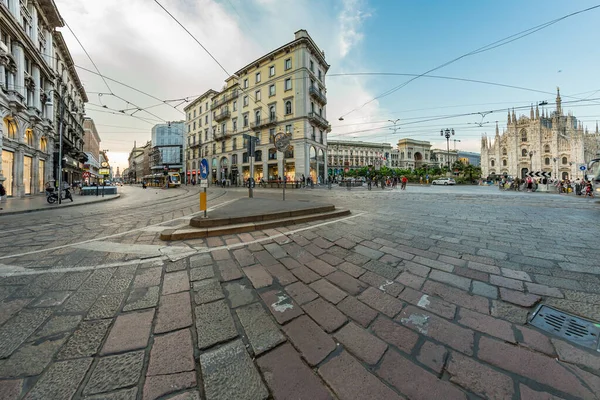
[[327, 140, 392, 174], [185, 30, 330, 184]]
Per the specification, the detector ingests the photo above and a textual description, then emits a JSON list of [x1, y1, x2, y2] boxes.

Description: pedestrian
[[0, 181, 5, 210], [401, 175, 408, 190]]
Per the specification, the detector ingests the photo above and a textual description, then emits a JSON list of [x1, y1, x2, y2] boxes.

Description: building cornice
[[184, 89, 219, 111]]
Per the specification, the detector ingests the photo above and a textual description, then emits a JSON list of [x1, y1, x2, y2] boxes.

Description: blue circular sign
[[579, 165, 587, 171], [200, 159, 209, 179]]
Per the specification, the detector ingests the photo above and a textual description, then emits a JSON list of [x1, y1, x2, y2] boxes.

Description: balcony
[[309, 86, 327, 105], [214, 110, 230, 122], [251, 116, 278, 130], [211, 90, 239, 109], [308, 112, 330, 131], [213, 129, 231, 141]]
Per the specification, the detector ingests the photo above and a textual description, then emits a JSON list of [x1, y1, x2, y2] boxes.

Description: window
[[255, 72, 261, 83], [521, 149, 527, 157], [255, 110, 261, 124], [544, 144, 550, 153], [311, 126, 316, 141], [562, 157, 567, 165], [206, 102, 208, 110], [188, 125, 191, 133], [545, 157, 550, 165], [25, 130, 33, 146], [491, 160, 495, 167], [269, 106, 276, 120], [244, 78, 248, 88], [318, 70, 322, 80], [243, 96, 248, 107], [233, 138, 237, 150], [285, 58, 291, 70], [193, 110, 196, 118], [212, 143, 216, 154], [221, 141, 226, 153], [269, 128, 275, 143], [502, 160, 507, 166], [199, 105, 202, 113], [221, 123, 226, 134], [521, 130, 527, 142], [269, 148, 277, 160], [256, 131, 261, 144], [311, 102, 315, 113], [502, 148, 507, 155], [319, 130, 324, 144], [205, 115, 208, 124], [193, 122, 196, 130], [40, 137, 47, 152], [213, 111, 216, 119], [318, 107, 322, 117], [284, 78, 292, 91], [285, 124, 292, 134], [243, 114, 248, 127], [233, 101, 237, 111], [188, 113, 191, 120], [255, 150, 262, 161], [232, 118, 237, 131], [269, 84, 275, 96], [285, 101, 292, 115], [255, 90, 261, 101], [309, 60, 314, 72], [269, 66, 275, 76], [205, 129, 209, 141]]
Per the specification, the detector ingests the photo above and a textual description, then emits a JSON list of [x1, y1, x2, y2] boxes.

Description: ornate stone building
[[327, 140, 392, 175], [481, 89, 600, 180]]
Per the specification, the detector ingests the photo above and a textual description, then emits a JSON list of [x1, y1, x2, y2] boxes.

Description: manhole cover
[[529, 305, 600, 352]]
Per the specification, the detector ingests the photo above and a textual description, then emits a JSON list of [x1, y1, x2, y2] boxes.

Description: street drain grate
[[529, 305, 600, 352]]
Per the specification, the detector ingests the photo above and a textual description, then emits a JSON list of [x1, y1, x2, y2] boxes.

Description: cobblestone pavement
[[0, 185, 599, 399]]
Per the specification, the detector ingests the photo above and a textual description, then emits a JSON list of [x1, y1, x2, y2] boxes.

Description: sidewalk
[[0, 191, 120, 215]]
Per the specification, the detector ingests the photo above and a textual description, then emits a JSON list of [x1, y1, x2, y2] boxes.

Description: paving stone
[[335, 238, 356, 249], [516, 326, 556, 357], [257, 343, 332, 400], [123, 286, 159, 311], [398, 287, 457, 319], [147, 329, 195, 376], [83, 351, 145, 396], [85, 387, 138, 399], [402, 261, 432, 277], [303, 298, 347, 333], [471, 281, 498, 299], [338, 261, 366, 278], [525, 282, 563, 298], [304, 259, 336, 276], [377, 350, 467, 400], [58, 319, 112, 360], [155, 291, 192, 334], [320, 252, 344, 266], [30, 291, 71, 307], [0, 379, 22, 400], [217, 259, 244, 282], [344, 252, 370, 266], [509, 255, 556, 269], [552, 338, 600, 371], [359, 271, 404, 296], [476, 248, 508, 261], [358, 287, 403, 318], [336, 296, 378, 328], [499, 287, 541, 307], [562, 289, 600, 304], [59, 290, 101, 313], [24, 358, 92, 400], [417, 341, 448, 374], [142, 372, 196, 400], [309, 279, 347, 304], [545, 298, 600, 320], [353, 244, 384, 260], [454, 266, 489, 282], [422, 281, 489, 314], [241, 265, 273, 289], [166, 258, 187, 272], [501, 268, 531, 282], [33, 315, 82, 339], [371, 316, 419, 354], [236, 303, 285, 356], [0, 334, 67, 378], [467, 261, 500, 275], [200, 339, 268, 400], [396, 271, 426, 290], [490, 300, 529, 324], [478, 336, 594, 399], [254, 250, 280, 267], [211, 248, 230, 261], [53, 271, 91, 291], [133, 267, 162, 288], [397, 306, 475, 355], [429, 270, 471, 291], [362, 259, 400, 280], [411, 256, 454, 273], [104, 276, 134, 293], [102, 309, 154, 355], [518, 384, 564, 400], [233, 248, 256, 267], [533, 275, 583, 291], [264, 242, 288, 258], [324, 270, 366, 296], [334, 322, 387, 365], [193, 279, 224, 304], [195, 300, 237, 349], [447, 352, 514, 400], [79, 268, 115, 292], [283, 315, 336, 366], [319, 351, 402, 400], [260, 289, 304, 324], [437, 255, 467, 267], [223, 281, 257, 308], [280, 257, 303, 270], [285, 281, 319, 305], [86, 292, 127, 320], [457, 308, 515, 343], [0, 308, 52, 358], [162, 270, 190, 295], [190, 253, 213, 267], [190, 266, 214, 282], [265, 262, 297, 285], [0, 298, 31, 325]]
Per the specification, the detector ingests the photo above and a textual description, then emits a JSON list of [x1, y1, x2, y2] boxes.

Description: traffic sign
[[83, 171, 90, 178], [200, 159, 209, 179], [99, 168, 110, 176], [579, 164, 587, 171], [526, 171, 551, 178], [199, 179, 208, 188]]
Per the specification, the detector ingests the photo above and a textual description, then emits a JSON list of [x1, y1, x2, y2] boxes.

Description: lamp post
[[440, 128, 454, 174], [529, 150, 534, 174], [553, 157, 557, 182], [42, 88, 67, 204]]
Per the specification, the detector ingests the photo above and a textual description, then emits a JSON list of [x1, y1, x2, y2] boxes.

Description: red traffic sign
[[83, 172, 90, 178]]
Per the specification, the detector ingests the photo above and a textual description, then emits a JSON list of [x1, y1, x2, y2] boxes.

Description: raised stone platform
[[160, 198, 350, 241]]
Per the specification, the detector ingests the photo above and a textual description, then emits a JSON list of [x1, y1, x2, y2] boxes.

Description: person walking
[[401, 175, 408, 190], [0, 182, 6, 210]]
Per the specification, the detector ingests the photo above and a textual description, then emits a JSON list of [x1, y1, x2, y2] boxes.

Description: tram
[[142, 172, 181, 188], [588, 158, 600, 194]]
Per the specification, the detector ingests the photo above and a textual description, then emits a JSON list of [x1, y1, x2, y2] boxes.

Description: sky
[[54, 0, 600, 173]]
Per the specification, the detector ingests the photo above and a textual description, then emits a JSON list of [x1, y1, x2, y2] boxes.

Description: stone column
[[33, 65, 41, 111], [0, 122, 4, 184], [277, 154, 284, 180], [13, 43, 25, 99], [32, 154, 40, 193], [304, 142, 310, 177], [15, 145, 24, 197]]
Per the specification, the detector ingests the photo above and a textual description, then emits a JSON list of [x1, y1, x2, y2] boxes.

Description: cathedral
[[481, 88, 600, 180]]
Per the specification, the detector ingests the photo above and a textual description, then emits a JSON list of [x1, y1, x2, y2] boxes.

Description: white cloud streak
[[338, 0, 371, 58]]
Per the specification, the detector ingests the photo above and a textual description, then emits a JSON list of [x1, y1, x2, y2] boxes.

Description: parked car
[[432, 178, 456, 185]]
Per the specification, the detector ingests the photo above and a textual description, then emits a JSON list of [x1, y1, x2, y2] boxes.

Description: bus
[[143, 172, 181, 188]]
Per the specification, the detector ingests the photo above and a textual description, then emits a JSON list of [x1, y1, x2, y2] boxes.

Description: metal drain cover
[[529, 305, 600, 352]]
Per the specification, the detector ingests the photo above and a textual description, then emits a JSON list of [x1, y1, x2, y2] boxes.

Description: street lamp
[[553, 157, 557, 181], [440, 128, 455, 172], [529, 150, 534, 173]]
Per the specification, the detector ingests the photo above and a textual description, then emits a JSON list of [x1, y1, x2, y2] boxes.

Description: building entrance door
[[2, 150, 14, 196], [23, 155, 32, 195], [521, 168, 529, 179]]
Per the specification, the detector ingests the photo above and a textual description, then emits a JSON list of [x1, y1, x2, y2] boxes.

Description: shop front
[[2, 149, 14, 196], [23, 155, 32, 195]]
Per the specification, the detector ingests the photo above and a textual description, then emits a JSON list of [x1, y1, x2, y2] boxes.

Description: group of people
[[556, 178, 595, 197], [497, 176, 595, 197]]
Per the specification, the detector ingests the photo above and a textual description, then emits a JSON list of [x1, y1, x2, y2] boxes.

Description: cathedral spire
[[530, 104, 534, 119], [495, 121, 499, 136], [596, 121, 598, 134], [511, 108, 516, 124], [556, 87, 562, 116], [535, 104, 539, 119], [507, 109, 511, 125]]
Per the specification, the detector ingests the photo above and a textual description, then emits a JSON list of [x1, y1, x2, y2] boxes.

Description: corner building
[[185, 30, 330, 184]]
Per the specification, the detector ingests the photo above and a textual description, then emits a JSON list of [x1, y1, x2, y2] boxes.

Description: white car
[[432, 178, 456, 185]]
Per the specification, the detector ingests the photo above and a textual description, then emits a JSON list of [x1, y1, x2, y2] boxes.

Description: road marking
[[72, 241, 194, 257], [0, 199, 238, 260]]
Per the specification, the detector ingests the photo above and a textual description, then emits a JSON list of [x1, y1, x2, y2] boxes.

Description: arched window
[[502, 159, 507, 166], [545, 157, 550, 165], [269, 106, 275, 121], [502, 148, 507, 155], [285, 101, 292, 115], [544, 144, 550, 153], [491, 160, 495, 167], [562, 157, 567, 165], [521, 149, 527, 157], [25, 129, 34, 146], [4, 118, 17, 140], [521, 130, 527, 142], [254, 110, 261, 124]]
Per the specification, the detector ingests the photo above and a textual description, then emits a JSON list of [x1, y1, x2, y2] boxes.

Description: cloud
[[338, 0, 371, 58]]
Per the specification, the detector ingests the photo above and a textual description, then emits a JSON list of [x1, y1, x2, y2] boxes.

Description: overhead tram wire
[[338, 4, 600, 119]]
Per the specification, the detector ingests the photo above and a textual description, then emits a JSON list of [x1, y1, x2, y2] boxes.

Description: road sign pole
[[282, 153, 285, 201]]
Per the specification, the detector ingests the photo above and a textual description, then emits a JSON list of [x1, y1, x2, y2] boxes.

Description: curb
[[0, 194, 121, 216]]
